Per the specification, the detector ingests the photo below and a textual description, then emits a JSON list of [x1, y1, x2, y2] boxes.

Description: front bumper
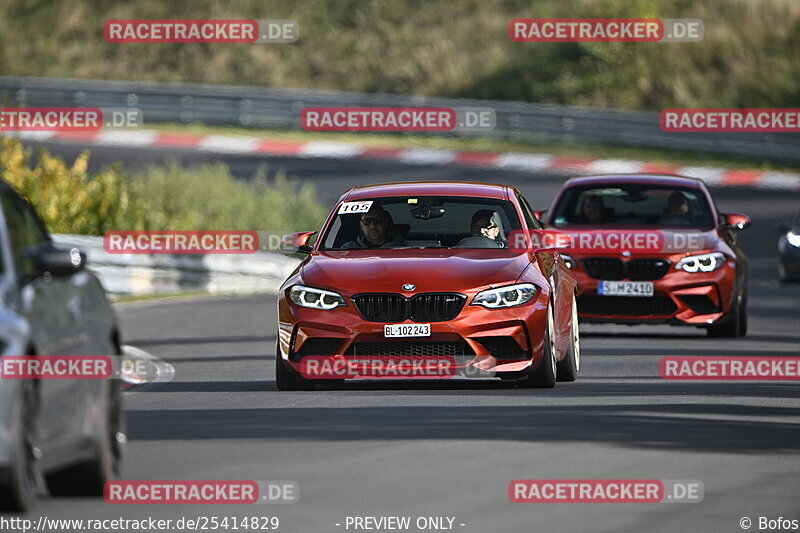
[[277, 288, 550, 378], [571, 259, 737, 326]]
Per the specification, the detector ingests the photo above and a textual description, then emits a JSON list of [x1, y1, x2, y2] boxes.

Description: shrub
[[0, 137, 327, 235]]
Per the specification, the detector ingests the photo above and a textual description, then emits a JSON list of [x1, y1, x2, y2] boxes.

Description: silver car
[[0, 180, 124, 512]]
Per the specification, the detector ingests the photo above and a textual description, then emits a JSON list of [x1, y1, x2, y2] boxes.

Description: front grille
[[677, 294, 720, 314], [352, 294, 407, 322], [477, 337, 528, 360], [582, 258, 624, 280], [581, 258, 671, 281], [352, 293, 466, 322], [346, 341, 472, 357], [627, 259, 672, 280], [579, 295, 677, 316]]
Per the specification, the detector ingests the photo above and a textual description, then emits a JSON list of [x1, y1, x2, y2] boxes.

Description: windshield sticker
[[338, 201, 373, 214]]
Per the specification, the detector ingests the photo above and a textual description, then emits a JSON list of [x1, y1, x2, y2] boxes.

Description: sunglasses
[[473, 222, 498, 230], [360, 216, 386, 226]]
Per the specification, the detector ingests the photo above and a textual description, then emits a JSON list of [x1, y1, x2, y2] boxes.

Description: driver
[[341, 205, 406, 249], [579, 194, 606, 224]]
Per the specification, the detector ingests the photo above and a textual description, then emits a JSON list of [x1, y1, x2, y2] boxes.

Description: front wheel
[[0, 380, 38, 512], [557, 293, 580, 382], [707, 287, 743, 338], [46, 381, 124, 496], [518, 302, 557, 389], [275, 343, 315, 391]]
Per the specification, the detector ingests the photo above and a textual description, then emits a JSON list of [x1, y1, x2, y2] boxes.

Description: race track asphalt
[[17, 139, 800, 532]]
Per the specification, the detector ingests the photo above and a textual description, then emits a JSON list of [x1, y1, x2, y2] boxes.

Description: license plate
[[384, 323, 431, 338], [598, 281, 654, 297]]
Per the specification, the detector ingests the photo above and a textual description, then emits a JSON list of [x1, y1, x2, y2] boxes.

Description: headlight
[[472, 283, 539, 309], [674, 252, 726, 273], [787, 231, 800, 248], [289, 285, 346, 310]]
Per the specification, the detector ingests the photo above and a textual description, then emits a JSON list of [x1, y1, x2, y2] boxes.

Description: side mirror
[[280, 231, 316, 254], [533, 209, 548, 222], [721, 212, 751, 231], [31, 246, 86, 277]]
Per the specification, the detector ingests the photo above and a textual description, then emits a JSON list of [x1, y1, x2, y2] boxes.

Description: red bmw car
[[537, 174, 750, 337], [275, 181, 579, 390]]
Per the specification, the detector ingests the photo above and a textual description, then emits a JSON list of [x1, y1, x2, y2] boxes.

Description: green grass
[[0, 0, 797, 111], [0, 137, 329, 235], [150, 122, 800, 172]]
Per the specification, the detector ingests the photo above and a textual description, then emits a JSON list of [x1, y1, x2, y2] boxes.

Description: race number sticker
[[338, 201, 373, 214]]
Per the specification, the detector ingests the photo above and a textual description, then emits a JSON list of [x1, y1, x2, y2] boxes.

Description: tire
[[778, 262, 799, 283], [275, 343, 315, 391], [778, 262, 788, 283], [557, 293, 580, 382], [707, 288, 742, 338], [45, 381, 124, 496], [738, 291, 748, 337], [518, 302, 557, 389], [0, 380, 39, 512]]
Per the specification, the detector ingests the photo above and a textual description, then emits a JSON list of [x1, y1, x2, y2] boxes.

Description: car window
[[320, 196, 523, 250], [516, 193, 542, 229], [550, 185, 715, 228], [1, 194, 50, 279]]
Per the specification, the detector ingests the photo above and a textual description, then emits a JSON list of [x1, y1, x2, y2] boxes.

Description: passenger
[[470, 209, 501, 240], [454, 209, 503, 248], [341, 205, 406, 249], [660, 191, 692, 225]]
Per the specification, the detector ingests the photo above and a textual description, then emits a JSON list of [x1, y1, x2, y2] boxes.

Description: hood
[[301, 249, 533, 293]]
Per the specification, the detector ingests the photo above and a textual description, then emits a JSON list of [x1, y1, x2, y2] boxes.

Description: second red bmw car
[[538, 174, 750, 337], [275, 181, 579, 390]]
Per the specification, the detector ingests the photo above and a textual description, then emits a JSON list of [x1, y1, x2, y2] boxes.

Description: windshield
[[550, 185, 715, 228], [320, 196, 523, 250]]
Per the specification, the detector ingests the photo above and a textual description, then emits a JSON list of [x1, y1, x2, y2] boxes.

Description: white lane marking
[[3, 131, 58, 141], [496, 152, 554, 171], [196, 135, 259, 153], [757, 171, 800, 190], [399, 147, 456, 165], [587, 159, 646, 174], [675, 166, 727, 186], [298, 141, 364, 158], [95, 130, 158, 146]]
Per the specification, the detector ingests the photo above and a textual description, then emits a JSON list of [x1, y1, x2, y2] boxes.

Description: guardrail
[[2, 75, 799, 163], [53, 234, 299, 295]]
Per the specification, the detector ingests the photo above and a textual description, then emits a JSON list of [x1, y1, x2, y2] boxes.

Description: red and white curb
[[8, 129, 800, 191]]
